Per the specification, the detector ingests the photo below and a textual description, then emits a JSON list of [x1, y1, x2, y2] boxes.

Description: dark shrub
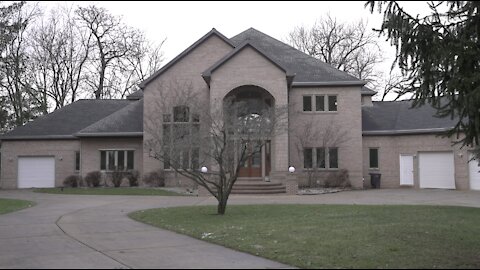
[[111, 169, 127, 188], [143, 169, 165, 187], [324, 169, 351, 188], [85, 171, 102, 187], [127, 170, 140, 187], [63, 175, 81, 188]]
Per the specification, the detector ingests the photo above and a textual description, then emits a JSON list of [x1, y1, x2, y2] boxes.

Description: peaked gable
[[138, 28, 234, 89], [202, 41, 295, 86]]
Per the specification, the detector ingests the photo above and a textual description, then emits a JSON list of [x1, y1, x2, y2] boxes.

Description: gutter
[[292, 81, 366, 87], [362, 127, 453, 136], [75, 132, 144, 138]]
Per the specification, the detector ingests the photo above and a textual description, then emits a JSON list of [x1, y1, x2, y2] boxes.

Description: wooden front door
[[239, 141, 262, 177]]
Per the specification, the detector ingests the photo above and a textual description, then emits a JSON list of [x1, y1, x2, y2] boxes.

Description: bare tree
[[75, 5, 144, 99], [287, 14, 383, 84], [294, 117, 350, 188], [0, 2, 42, 126], [28, 5, 92, 113], [145, 81, 288, 215]]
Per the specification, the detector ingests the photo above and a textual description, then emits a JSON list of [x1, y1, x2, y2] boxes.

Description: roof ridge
[[231, 27, 361, 82]]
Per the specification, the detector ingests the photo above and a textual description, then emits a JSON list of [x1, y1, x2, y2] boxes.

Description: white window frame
[[303, 147, 339, 170], [99, 149, 134, 171], [301, 94, 338, 113]]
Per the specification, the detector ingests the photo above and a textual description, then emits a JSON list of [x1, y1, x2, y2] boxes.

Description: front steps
[[229, 177, 286, 194]]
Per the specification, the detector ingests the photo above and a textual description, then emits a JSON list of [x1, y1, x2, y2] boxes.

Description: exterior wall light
[[288, 166, 295, 173], [201, 166, 208, 173]]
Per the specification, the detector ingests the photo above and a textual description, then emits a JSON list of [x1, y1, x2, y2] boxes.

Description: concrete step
[[234, 181, 283, 187], [236, 177, 265, 181], [231, 188, 286, 194]]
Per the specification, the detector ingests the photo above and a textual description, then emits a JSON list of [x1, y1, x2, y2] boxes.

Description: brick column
[[285, 173, 298, 195]]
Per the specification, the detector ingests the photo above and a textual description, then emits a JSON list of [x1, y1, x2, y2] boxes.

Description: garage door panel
[[469, 153, 480, 190], [419, 152, 455, 189], [18, 157, 55, 188]]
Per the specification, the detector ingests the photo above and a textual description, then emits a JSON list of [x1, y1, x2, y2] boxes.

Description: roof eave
[[0, 135, 78, 141], [292, 81, 366, 87], [75, 132, 144, 138], [362, 127, 453, 136]]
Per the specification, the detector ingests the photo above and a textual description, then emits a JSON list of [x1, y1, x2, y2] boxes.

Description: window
[[329, 148, 338, 169], [75, 151, 80, 171], [369, 148, 379, 168], [163, 105, 200, 170], [328, 96, 337, 111], [316, 147, 326, 168], [100, 150, 134, 171], [173, 105, 189, 122], [315, 96, 325, 111], [304, 148, 313, 168], [304, 147, 339, 169], [303, 95, 337, 112], [303, 96, 312, 111]]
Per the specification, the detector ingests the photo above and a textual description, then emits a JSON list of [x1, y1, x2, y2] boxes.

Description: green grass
[[0, 198, 34, 215], [34, 187, 188, 196], [130, 204, 480, 269]]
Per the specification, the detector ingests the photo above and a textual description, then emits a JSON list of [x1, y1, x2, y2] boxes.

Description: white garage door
[[18, 157, 55, 188], [469, 153, 480, 190], [419, 152, 455, 189]]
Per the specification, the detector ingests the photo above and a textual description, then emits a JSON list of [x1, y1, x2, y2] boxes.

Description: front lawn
[[0, 198, 34, 215], [130, 204, 480, 269], [35, 187, 188, 196]]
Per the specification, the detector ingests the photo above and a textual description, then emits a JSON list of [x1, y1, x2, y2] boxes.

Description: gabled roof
[[0, 100, 132, 140], [127, 89, 143, 100], [362, 99, 458, 135], [361, 86, 377, 96], [138, 28, 234, 89], [230, 28, 365, 86], [76, 100, 143, 137], [202, 41, 295, 86]]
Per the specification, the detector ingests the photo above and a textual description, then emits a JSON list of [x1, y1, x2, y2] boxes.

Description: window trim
[[99, 149, 135, 171], [369, 148, 379, 169], [303, 147, 339, 170], [75, 151, 80, 172], [301, 94, 338, 113]]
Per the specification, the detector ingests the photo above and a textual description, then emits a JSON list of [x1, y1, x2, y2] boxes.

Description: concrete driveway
[[0, 189, 479, 269]]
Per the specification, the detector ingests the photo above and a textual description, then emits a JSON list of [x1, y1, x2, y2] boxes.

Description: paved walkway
[[0, 189, 479, 268]]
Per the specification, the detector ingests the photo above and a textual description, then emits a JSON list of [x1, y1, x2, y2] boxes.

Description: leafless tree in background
[[294, 118, 350, 188], [145, 81, 288, 215], [287, 14, 383, 84]]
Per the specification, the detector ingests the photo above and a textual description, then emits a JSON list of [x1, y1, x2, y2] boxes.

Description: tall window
[[75, 151, 80, 171], [369, 148, 379, 168], [100, 150, 134, 171], [303, 96, 312, 111], [304, 147, 339, 169], [163, 106, 200, 170]]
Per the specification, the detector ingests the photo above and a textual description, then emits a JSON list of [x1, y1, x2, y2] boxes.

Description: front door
[[239, 141, 262, 177]]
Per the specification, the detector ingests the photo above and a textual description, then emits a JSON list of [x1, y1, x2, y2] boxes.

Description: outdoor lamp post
[[201, 166, 208, 173], [288, 166, 295, 173]]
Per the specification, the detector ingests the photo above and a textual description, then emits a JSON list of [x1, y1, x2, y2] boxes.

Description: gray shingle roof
[[230, 28, 365, 85], [127, 90, 143, 100], [76, 100, 143, 137], [362, 100, 458, 135], [1, 100, 133, 140], [361, 86, 377, 96]]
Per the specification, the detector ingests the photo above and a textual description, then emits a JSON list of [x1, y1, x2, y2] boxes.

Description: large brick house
[[1, 28, 479, 192]]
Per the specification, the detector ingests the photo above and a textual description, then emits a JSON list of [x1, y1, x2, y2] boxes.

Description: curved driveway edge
[[0, 189, 479, 268]]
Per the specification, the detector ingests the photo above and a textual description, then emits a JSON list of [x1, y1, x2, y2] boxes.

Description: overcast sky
[[38, 1, 431, 62]]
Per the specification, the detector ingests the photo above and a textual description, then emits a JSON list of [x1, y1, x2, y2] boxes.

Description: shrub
[[143, 169, 165, 187], [111, 169, 127, 188], [324, 169, 351, 188], [63, 175, 81, 188], [127, 170, 140, 187], [85, 171, 102, 187]]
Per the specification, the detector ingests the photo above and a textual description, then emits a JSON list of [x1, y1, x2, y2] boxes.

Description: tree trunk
[[217, 194, 228, 215]]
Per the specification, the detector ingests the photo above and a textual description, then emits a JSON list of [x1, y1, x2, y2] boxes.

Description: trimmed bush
[[85, 171, 102, 187], [324, 169, 351, 188], [143, 169, 165, 187], [63, 175, 81, 188], [127, 170, 140, 187], [111, 169, 127, 188]]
